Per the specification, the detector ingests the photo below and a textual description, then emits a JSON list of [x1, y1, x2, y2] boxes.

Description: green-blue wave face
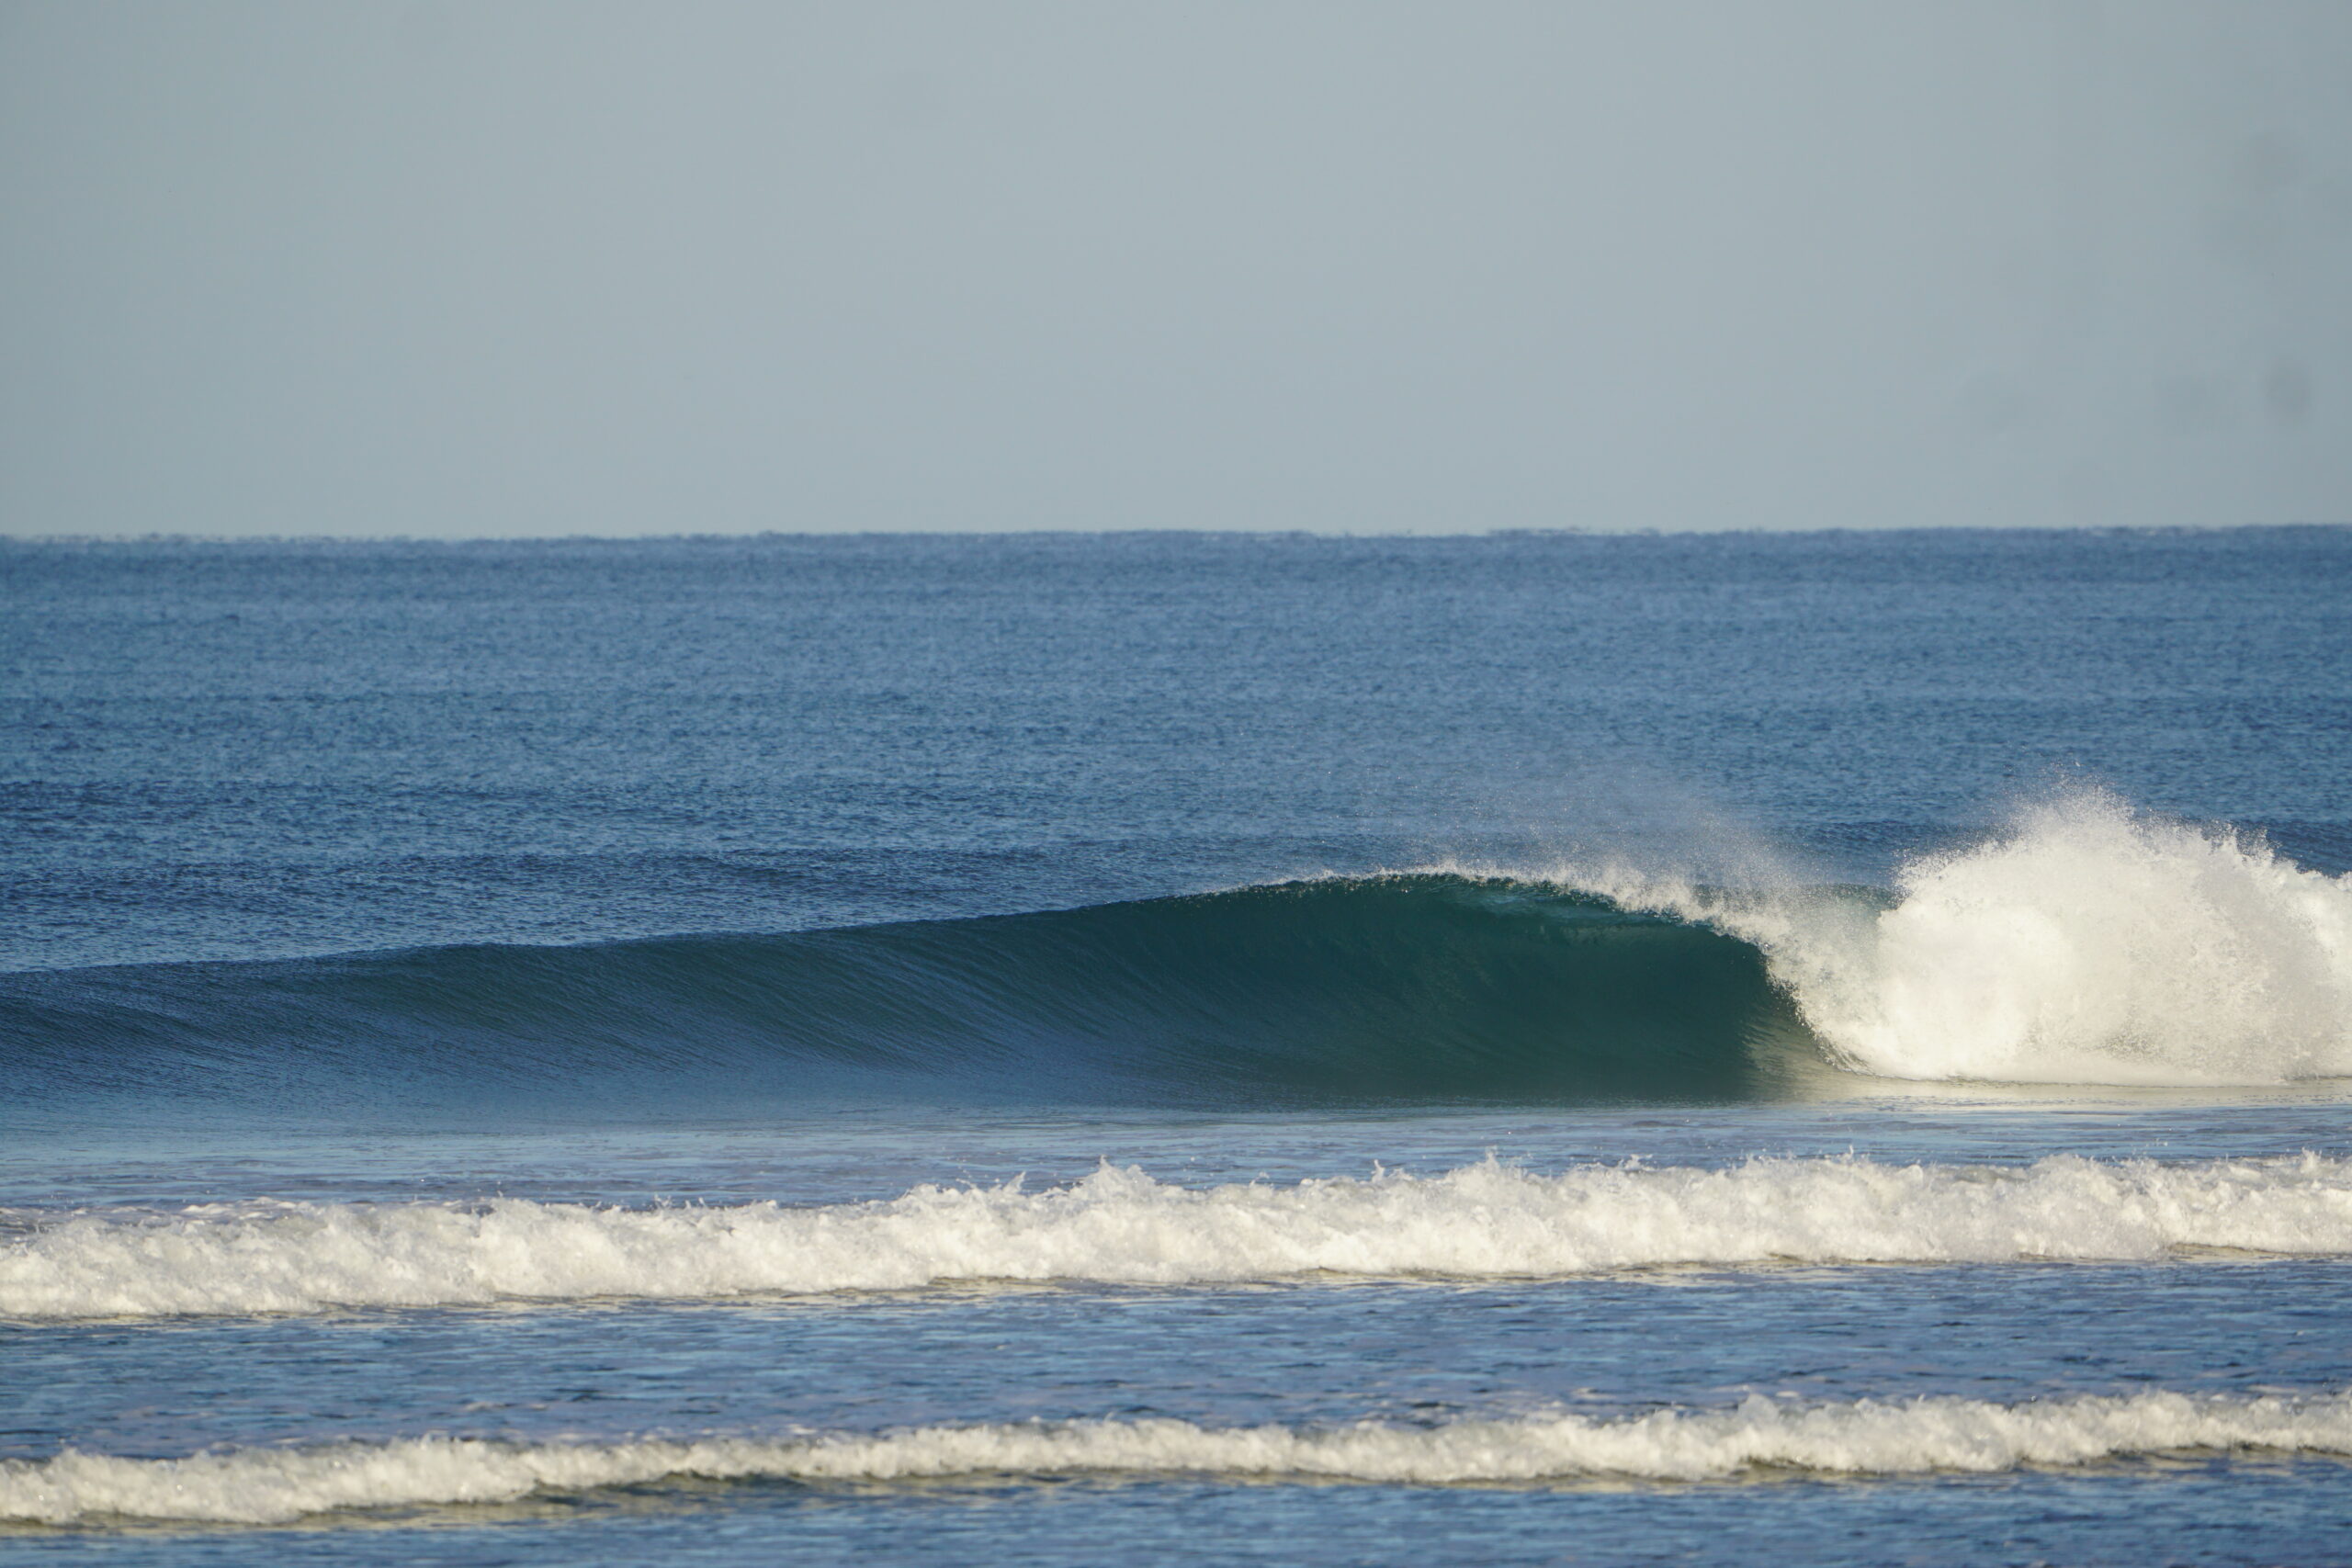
[[0, 876, 1822, 1122]]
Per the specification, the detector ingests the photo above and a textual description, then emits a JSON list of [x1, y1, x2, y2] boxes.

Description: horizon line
[[6, 521, 2350, 547]]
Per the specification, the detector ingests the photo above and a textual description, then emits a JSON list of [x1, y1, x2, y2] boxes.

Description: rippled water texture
[[4, 531, 2349, 1564]]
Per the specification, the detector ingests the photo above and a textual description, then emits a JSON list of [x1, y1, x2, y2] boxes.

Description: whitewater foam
[[1550, 791, 2352, 1086], [6, 1154, 2350, 1319], [7, 1388, 2350, 1524]]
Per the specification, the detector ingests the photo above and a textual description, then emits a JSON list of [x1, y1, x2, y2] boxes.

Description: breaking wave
[[1566, 790, 2352, 1086], [7, 1154, 2351, 1320], [4, 790, 2346, 1111], [9, 1388, 2352, 1524]]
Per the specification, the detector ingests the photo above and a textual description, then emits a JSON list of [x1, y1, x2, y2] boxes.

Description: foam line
[[9, 1389, 2352, 1524], [7, 1154, 2351, 1319]]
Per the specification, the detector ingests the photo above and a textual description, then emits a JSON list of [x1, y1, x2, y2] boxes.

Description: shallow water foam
[[8, 1388, 2351, 1525]]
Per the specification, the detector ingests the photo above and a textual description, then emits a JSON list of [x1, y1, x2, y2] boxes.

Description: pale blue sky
[[4, 1, 2347, 536]]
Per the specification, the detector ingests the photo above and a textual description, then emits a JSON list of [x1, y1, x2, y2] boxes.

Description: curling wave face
[[0, 877, 1798, 1113], [5, 791, 2346, 1111], [9, 1388, 2352, 1524], [7, 1154, 2352, 1319]]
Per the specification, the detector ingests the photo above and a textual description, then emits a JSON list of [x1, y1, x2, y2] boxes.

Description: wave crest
[[1562, 791, 2352, 1086], [10, 1389, 2352, 1524], [7, 791, 2347, 1105], [7, 1154, 2350, 1320]]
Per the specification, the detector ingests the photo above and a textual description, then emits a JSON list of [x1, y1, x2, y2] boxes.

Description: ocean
[[3, 528, 2349, 1565]]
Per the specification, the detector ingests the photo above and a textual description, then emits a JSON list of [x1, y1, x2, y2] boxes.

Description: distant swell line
[[7, 1155, 2352, 1320], [10, 1389, 2352, 1524]]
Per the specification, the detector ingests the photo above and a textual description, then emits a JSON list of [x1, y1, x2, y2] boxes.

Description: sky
[[2, 1, 2347, 536]]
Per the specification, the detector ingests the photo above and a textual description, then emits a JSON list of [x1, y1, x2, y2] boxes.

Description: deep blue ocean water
[[3, 529, 2350, 1563]]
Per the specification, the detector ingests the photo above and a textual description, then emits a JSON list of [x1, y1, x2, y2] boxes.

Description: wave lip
[[10, 1389, 2352, 1525], [8, 1154, 2352, 1320]]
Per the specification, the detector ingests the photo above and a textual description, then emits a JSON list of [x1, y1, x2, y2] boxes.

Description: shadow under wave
[[0, 875, 1826, 1121]]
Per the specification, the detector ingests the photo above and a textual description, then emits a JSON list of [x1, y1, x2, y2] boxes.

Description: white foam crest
[[1552, 790, 2352, 1085], [7, 1153, 2351, 1319], [9, 1388, 2352, 1524]]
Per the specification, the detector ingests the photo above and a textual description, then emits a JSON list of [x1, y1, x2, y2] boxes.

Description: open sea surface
[[3, 528, 2349, 1564]]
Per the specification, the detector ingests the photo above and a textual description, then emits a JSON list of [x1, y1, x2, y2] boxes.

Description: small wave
[[7, 1155, 2350, 1320], [10, 1389, 2352, 1524]]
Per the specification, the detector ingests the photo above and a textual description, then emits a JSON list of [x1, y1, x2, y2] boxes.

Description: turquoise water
[[4, 530, 2350, 1562]]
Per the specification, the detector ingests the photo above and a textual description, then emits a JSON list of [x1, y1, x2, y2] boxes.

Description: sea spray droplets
[[1566, 790, 2352, 1085], [6, 1154, 2352, 1319], [9, 1389, 2352, 1524]]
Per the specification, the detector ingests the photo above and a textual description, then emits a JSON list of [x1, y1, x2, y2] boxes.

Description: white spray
[[8, 1388, 2352, 1524], [6, 1153, 2351, 1320], [1566, 790, 2352, 1085]]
